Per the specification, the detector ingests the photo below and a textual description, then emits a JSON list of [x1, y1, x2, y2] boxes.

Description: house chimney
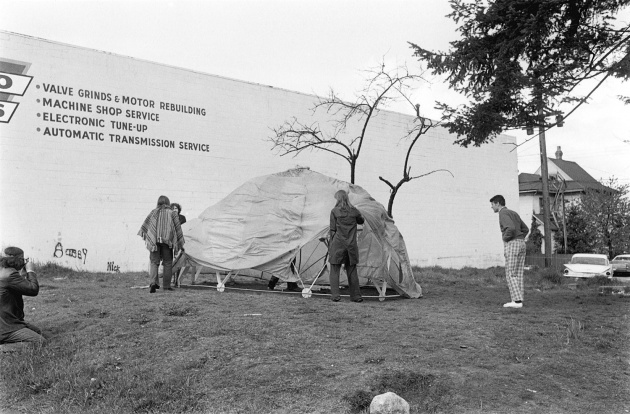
[[555, 146, 563, 160]]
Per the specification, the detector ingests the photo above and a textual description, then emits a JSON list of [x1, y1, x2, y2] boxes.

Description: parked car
[[611, 254, 630, 276], [563, 254, 613, 279]]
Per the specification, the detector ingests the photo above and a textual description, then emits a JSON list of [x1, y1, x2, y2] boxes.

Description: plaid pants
[[504, 239, 526, 302]]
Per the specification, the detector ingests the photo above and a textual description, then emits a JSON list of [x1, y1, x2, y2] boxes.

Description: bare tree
[[379, 104, 453, 218], [269, 63, 423, 184]]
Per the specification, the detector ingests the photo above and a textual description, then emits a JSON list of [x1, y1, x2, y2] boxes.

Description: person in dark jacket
[[171, 203, 186, 225], [170, 202, 187, 287], [328, 189, 364, 302], [0, 246, 45, 349], [490, 194, 529, 308], [138, 195, 185, 293]]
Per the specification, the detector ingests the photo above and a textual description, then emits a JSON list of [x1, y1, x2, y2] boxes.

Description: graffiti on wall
[[53, 242, 88, 264], [107, 261, 121, 273]]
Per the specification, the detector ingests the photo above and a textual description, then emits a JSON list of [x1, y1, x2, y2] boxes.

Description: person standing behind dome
[[171, 202, 189, 287], [171, 203, 186, 225], [328, 190, 364, 303]]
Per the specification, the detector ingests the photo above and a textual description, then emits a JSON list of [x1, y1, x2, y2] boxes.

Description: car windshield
[[571, 257, 607, 265], [612, 256, 630, 262]]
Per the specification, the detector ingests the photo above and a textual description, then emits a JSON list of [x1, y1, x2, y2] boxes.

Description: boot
[[268, 276, 279, 290], [286, 282, 301, 292]]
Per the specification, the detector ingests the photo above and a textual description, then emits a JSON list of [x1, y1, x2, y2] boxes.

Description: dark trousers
[[149, 243, 173, 288], [329, 256, 361, 301], [0, 323, 45, 345]]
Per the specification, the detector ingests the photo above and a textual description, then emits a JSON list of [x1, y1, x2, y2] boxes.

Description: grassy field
[[1, 264, 628, 414]]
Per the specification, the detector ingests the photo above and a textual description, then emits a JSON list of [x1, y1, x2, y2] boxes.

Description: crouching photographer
[[0, 246, 46, 350]]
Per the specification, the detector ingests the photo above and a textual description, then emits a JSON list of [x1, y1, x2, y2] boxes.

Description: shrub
[[541, 268, 563, 285]]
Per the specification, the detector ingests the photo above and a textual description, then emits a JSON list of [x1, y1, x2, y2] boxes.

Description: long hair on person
[[334, 190, 354, 210], [156, 195, 171, 208]]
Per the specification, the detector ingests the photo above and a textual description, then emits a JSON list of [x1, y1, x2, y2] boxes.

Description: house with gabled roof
[[518, 146, 608, 252]]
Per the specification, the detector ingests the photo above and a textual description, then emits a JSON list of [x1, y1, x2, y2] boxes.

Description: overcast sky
[[2, 0, 629, 185]]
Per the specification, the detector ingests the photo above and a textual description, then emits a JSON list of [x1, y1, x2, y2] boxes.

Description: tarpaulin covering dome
[[178, 168, 422, 298]]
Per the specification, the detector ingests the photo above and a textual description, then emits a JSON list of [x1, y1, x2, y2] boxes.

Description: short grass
[[1, 265, 628, 413]]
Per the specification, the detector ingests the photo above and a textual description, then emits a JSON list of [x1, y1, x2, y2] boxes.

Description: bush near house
[[526, 216, 543, 254]]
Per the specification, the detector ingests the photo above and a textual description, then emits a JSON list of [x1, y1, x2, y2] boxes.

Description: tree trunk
[[387, 189, 398, 218], [538, 104, 553, 267]]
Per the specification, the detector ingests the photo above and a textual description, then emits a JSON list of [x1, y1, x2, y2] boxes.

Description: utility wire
[[511, 30, 630, 152], [511, 71, 614, 152]]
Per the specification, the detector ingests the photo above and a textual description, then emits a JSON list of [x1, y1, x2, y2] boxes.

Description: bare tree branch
[[410, 169, 454, 180], [269, 61, 425, 183], [379, 102, 453, 218]]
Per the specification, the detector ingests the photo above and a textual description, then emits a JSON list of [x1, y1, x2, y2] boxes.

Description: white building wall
[[519, 193, 537, 233], [0, 32, 517, 272]]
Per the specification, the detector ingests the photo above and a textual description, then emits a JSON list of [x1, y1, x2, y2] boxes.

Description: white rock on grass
[[369, 391, 410, 414]]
